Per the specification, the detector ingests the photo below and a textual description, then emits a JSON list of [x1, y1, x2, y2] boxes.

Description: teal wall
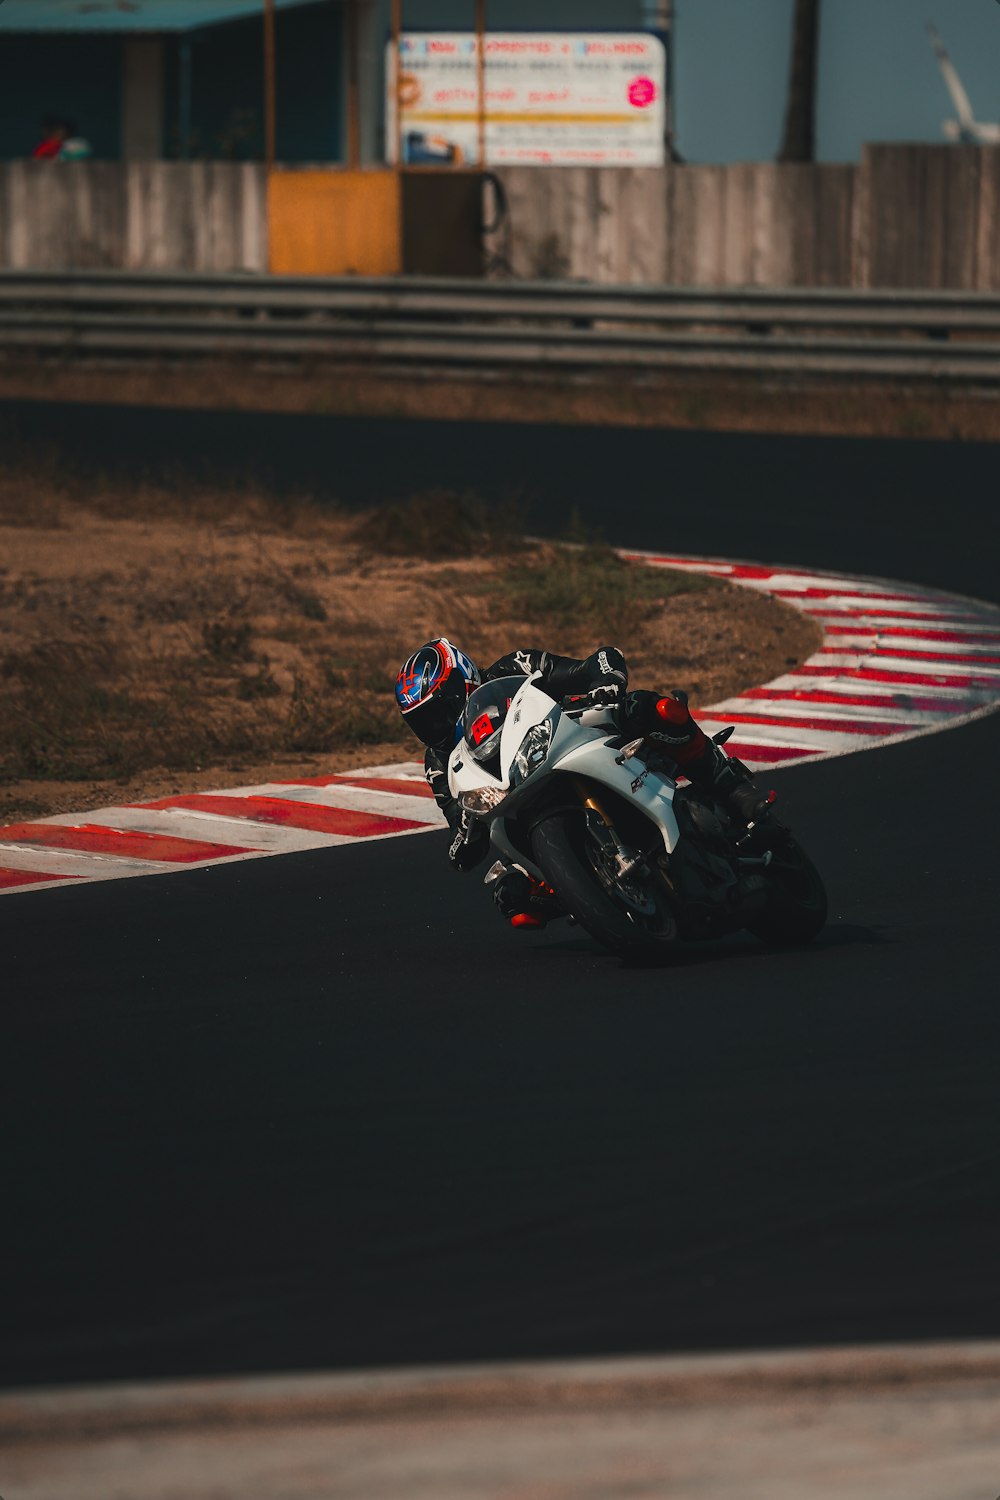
[[385, 1, 645, 26], [0, 35, 122, 158], [163, 2, 343, 161], [0, 2, 342, 162]]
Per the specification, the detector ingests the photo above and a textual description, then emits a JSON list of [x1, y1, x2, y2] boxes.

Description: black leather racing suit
[[423, 646, 630, 873]]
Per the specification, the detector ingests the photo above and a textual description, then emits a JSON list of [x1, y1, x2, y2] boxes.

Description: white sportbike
[[449, 673, 827, 960]]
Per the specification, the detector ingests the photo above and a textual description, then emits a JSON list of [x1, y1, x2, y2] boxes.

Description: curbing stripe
[[0, 865, 77, 891], [626, 551, 1000, 772], [271, 774, 437, 798], [130, 793, 431, 838], [3, 560, 999, 896], [0, 822, 259, 863]]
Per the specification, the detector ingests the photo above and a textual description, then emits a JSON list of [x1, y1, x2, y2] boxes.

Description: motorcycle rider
[[395, 637, 776, 928]]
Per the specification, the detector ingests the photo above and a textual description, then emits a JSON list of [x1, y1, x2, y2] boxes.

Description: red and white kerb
[[3, 559, 998, 895]]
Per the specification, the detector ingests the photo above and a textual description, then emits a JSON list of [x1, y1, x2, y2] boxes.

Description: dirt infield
[[3, 1343, 999, 1500], [0, 474, 818, 823], [2, 359, 1000, 442]]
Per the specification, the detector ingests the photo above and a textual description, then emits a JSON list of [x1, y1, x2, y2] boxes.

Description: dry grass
[[2, 358, 999, 442], [0, 470, 820, 823]]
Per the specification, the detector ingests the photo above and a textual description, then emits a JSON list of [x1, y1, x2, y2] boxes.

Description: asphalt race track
[[2, 405, 999, 1388]]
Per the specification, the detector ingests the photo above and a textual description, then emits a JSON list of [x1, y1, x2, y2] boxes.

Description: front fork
[[487, 775, 661, 889], [574, 777, 649, 882]]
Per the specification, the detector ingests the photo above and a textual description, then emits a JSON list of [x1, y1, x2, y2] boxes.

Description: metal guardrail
[[3, 271, 1000, 381]]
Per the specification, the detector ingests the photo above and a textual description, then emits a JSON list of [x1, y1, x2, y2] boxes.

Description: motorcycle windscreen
[[462, 675, 524, 775]]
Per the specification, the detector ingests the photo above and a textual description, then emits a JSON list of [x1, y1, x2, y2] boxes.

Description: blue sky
[[675, 0, 1000, 162]]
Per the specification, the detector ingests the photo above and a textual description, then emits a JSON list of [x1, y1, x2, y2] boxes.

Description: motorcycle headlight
[[512, 719, 553, 785], [460, 786, 507, 816]]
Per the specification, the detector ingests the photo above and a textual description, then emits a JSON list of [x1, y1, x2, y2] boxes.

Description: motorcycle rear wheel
[[743, 836, 827, 946], [531, 811, 677, 960]]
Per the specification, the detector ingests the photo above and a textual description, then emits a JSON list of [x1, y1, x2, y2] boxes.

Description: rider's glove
[[563, 672, 627, 715], [447, 809, 488, 872]]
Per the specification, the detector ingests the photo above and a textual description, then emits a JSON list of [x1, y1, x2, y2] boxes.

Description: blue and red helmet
[[395, 638, 481, 749]]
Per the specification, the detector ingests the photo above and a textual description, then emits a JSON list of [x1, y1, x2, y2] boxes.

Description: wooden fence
[[3, 147, 1000, 289]]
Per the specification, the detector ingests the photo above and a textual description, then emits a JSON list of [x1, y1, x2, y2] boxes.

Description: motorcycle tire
[[743, 836, 827, 946], [531, 810, 677, 960]]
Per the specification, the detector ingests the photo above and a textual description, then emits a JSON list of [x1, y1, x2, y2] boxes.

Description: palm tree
[[779, 0, 821, 161]]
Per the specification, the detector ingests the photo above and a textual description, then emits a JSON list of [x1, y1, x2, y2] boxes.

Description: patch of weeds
[[0, 488, 68, 529], [0, 641, 160, 780], [492, 543, 711, 640], [677, 389, 713, 427], [269, 622, 318, 646], [280, 663, 405, 754], [561, 507, 606, 546], [202, 620, 255, 661], [337, 701, 404, 747], [236, 663, 281, 701], [897, 405, 931, 438], [352, 490, 524, 559], [285, 674, 337, 752], [286, 586, 328, 622], [0, 645, 128, 750], [360, 667, 393, 694]]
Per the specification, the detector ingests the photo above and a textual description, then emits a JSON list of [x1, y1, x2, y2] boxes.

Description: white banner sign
[[387, 33, 666, 168]]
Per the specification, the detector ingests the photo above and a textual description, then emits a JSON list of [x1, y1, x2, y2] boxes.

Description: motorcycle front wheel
[[743, 836, 827, 945], [531, 810, 678, 960]]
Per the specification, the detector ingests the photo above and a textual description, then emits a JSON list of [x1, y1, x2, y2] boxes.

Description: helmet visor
[[402, 690, 461, 749]]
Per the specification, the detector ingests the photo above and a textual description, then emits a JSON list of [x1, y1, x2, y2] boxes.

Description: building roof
[[0, 0, 330, 32]]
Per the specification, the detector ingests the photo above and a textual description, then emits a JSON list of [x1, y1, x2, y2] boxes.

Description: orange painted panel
[[268, 169, 402, 276]]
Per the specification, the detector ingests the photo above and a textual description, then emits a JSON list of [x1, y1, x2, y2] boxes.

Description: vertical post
[[122, 35, 165, 160], [475, 0, 487, 168], [391, 0, 403, 165], [662, 0, 674, 160], [263, 0, 276, 168], [779, 0, 821, 163], [355, 0, 379, 166], [178, 36, 193, 160], [346, 0, 360, 168]]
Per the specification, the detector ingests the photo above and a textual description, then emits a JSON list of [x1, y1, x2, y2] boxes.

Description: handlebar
[[561, 685, 624, 717]]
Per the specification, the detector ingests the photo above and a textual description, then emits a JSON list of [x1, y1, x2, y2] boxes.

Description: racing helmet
[[395, 638, 481, 749]]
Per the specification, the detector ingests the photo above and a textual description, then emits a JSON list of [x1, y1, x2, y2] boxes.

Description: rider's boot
[[623, 688, 710, 764], [486, 862, 562, 928], [625, 690, 781, 830], [684, 742, 778, 825]]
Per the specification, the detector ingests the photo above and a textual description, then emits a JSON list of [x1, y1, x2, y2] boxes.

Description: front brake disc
[[586, 839, 657, 917]]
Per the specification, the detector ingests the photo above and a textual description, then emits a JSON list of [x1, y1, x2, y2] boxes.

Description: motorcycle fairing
[[548, 730, 682, 856], [450, 674, 682, 860]]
